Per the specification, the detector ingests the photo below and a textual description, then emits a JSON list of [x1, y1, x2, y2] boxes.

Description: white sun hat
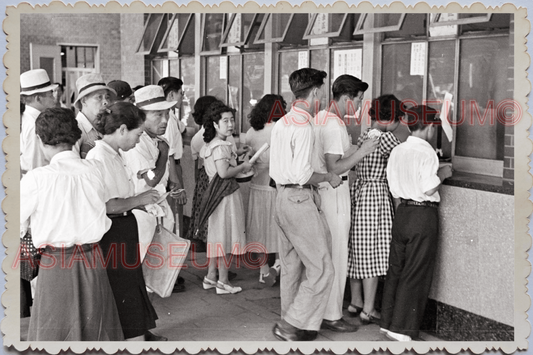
[[20, 69, 58, 96], [74, 73, 116, 109], [134, 85, 177, 111]]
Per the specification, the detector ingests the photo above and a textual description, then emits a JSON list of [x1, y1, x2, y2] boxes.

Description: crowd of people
[[19, 66, 452, 342]]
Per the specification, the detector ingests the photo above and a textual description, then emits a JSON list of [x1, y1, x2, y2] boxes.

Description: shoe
[[347, 304, 363, 317], [259, 270, 277, 287], [202, 277, 217, 290], [321, 318, 358, 333], [272, 323, 300, 341], [272, 323, 317, 341], [172, 283, 185, 293], [386, 330, 412, 342], [216, 281, 242, 294], [145, 331, 168, 341], [360, 310, 381, 325]]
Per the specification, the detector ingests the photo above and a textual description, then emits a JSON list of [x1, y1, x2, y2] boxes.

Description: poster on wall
[[333, 48, 362, 80], [298, 51, 308, 69]]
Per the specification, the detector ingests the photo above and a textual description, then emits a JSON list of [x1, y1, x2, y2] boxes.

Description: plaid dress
[[347, 129, 401, 279]]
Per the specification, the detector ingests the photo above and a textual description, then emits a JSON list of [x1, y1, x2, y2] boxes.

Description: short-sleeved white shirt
[[311, 110, 351, 175], [20, 150, 111, 247], [20, 106, 48, 173], [387, 136, 441, 202]]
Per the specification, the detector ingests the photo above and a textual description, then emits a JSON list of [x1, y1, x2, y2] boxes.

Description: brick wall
[[503, 16, 514, 184], [20, 13, 121, 83], [120, 13, 147, 87]]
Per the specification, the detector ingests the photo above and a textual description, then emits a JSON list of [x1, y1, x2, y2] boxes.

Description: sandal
[[360, 310, 381, 325], [347, 304, 363, 317]]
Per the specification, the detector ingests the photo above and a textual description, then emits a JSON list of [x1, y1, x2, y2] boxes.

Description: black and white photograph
[[1, 1, 531, 353]]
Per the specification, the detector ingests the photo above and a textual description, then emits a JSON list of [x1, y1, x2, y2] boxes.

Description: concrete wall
[[20, 13, 121, 83], [430, 185, 514, 326]]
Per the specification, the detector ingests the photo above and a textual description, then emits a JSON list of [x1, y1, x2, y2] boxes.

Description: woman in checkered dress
[[347, 95, 403, 324]]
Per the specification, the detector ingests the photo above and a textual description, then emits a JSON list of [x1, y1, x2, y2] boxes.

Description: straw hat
[[134, 85, 176, 111], [74, 73, 116, 109], [20, 69, 57, 96]]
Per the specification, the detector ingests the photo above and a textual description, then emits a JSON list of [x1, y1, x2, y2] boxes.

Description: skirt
[[206, 190, 247, 258], [186, 166, 209, 242], [246, 183, 280, 254], [28, 243, 124, 341], [347, 180, 394, 279], [99, 214, 158, 339]]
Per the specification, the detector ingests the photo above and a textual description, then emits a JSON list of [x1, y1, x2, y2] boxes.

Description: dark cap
[[107, 80, 133, 100]]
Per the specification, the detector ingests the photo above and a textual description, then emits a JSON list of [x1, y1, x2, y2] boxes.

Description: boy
[[381, 105, 453, 341]]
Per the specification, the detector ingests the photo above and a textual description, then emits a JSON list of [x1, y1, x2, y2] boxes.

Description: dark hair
[[94, 102, 146, 135], [406, 105, 440, 132], [158, 77, 183, 97], [248, 94, 287, 131], [53, 82, 64, 91], [332, 75, 369, 101], [203, 101, 235, 143], [192, 96, 220, 125], [132, 85, 144, 92], [289, 68, 327, 99], [35, 107, 81, 146], [369, 94, 403, 124], [20, 91, 50, 105]]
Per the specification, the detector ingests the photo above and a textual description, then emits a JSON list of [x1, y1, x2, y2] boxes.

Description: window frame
[[157, 13, 195, 54], [220, 13, 263, 48], [430, 13, 493, 27], [353, 13, 407, 35], [253, 13, 308, 45], [136, 14, 167, 55], [302, 13, 350, 39], [200, 13, 228, 55]]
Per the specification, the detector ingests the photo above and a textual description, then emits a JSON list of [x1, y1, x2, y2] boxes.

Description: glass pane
[[257, 13, 292, 41], [381, 43, 424, 104], [160, 14, 189, 51], [180, 57, 196, 127], [375, 13, 402, 28], [246, 14, 265, 50], [279, 51, 299, 108], [85, 47, 95, 68], [151, 60, 167, 85], [228, 56, 241, 133], [76, 47, 85, 68], [66, 46, 76, 68], [455, 37, 510, 160], [461, 13, 511, 34], [225, 13, 256, 45], [206, 56, 227, 103], [169, 59, 179, 77], [310, 49, 328, 109], [427, 40, 455, 159], [139, 14, 164, 53], [203, 14, 224, 52], [384, 13, 427, 39], [309, 13, 345, 36], [243, 53, 265, 133]]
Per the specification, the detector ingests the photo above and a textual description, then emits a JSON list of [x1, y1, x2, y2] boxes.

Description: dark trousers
[[380, 204, 439, 338]]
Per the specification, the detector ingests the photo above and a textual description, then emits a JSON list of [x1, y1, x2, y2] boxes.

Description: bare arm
[[105, 189, 160, 214]]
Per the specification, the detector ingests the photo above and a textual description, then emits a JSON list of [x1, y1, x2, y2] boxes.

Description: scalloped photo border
[[2, 1, 531, 354]]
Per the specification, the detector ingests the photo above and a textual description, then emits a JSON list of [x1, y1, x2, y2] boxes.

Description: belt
[[401, 199, 439, 208], [281, 184, 316, 190], [341, 175, 348, 181], [107, 210, 134, 219]]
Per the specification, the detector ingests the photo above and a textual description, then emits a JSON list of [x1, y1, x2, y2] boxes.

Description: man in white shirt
[[381, 105, 453, 342], [312, 75, 378, 332], [122, 85, 184, 233], [270, 68, 342, 341], [158, 77, 187, 238], [20, 69, 58, 174], [73, 73, 116, 158]]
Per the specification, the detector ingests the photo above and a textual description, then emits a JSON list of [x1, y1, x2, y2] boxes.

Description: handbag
[[20, 233, 42, 281], [142, 218, 190, 298]]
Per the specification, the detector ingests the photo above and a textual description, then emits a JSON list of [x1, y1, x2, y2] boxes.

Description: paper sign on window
[[410, 42, 427, 76], [298, 51, 308, 69], [333, 49, 362, 80], [220, 56, 227, 80]]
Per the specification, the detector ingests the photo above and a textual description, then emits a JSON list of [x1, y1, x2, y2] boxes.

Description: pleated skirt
[[28, 243, 124, 341], [246, 183, 280, 254]]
